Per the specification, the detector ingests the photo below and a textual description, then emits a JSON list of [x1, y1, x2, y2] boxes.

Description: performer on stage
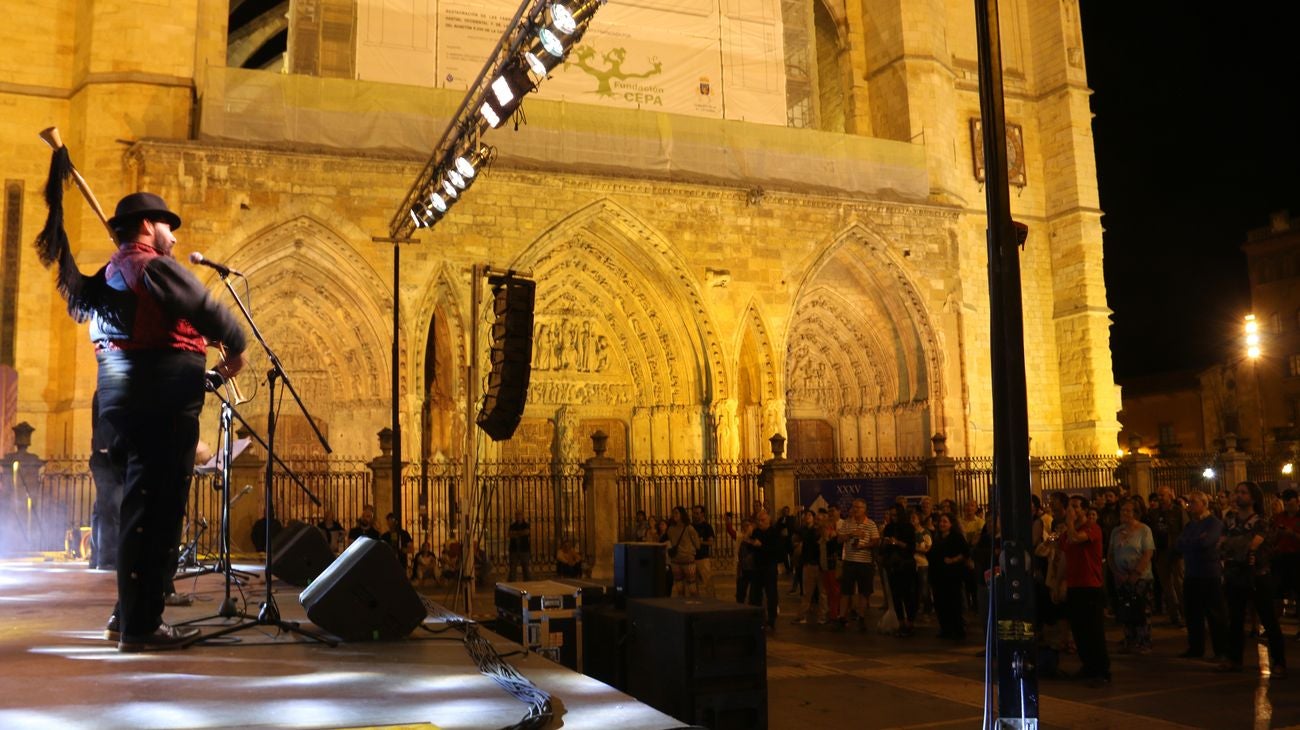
[[84, 193, 246, 651]]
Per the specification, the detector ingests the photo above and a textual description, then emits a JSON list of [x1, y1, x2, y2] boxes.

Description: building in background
[[0, 0, 1120, 464]]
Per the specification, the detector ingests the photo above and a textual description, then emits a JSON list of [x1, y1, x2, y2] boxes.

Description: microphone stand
[[185, 269, 335, 648]]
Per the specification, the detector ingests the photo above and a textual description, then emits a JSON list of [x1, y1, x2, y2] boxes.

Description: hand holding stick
[[38, 126, 117, 245]]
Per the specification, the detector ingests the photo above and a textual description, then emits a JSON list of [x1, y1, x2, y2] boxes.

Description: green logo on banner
[[569, 46, 665, 106]]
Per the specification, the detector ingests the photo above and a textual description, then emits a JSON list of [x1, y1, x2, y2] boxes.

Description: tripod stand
[[183, 267, 336, 648], [177, 387, 258, 623]]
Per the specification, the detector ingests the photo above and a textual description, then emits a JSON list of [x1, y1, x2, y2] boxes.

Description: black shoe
[[104, 613, 120, 642], [118, 623, 201, 653]]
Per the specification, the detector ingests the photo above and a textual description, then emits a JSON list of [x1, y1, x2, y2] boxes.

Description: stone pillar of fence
[[368, 427, 405, 527], [0, 422, 45, 554], [1029, 456, 1045, 497], [1120, 446, 1153, 500], [582, 430, 618, 581], [1220, 436, 1250, 490], [925, 433, 955, 502], [227, 430, 266, 554], [760, 433, 796, 514]]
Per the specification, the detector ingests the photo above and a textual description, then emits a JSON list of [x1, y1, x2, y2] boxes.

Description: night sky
[[1079, 3, 1300, 380]]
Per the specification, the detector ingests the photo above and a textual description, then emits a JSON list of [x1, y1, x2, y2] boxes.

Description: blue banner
[[798, 476, 929, 520]]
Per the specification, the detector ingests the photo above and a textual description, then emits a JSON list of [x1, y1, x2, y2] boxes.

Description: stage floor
[[0, 557, 678, 730]]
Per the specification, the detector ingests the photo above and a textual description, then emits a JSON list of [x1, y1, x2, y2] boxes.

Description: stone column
[[369, 427, 406, 524], [924, 433, 955, 502], [1120, 449, 1153, 501], [760, 433, 796, 513], [1, 422, 44, 554], [1029, 457, 1045, 497], [583, 431, 619, 581], [1220, 437, 1249, 491]]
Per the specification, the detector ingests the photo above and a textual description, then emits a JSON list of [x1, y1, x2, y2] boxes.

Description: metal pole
[[393, 241, 403, 525], [974, 0, 1038, 725]]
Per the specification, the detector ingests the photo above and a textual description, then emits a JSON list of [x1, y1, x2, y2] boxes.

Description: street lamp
[[1244, 313, 1266, 462]]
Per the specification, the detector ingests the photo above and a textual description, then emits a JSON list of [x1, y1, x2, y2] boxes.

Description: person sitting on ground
[[380, 513, 414, 572], [414, 541, 437, 584], [556, 539, 584, 578]]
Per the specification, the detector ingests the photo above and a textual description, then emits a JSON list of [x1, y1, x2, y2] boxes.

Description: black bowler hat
[[108, 192, 182, 230]]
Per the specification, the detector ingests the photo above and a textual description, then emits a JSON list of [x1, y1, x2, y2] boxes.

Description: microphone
[[229, 484, 254, 507], [189, 251, 242, 278]]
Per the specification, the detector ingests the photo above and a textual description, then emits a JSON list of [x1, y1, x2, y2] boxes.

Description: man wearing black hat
[[92, 192, 247, 651]]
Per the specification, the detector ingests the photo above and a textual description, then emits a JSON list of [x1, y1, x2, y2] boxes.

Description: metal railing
[[1035, 454, 1122, 498], [616, 460, 763, 563], [1151, 452, 1224, 496]]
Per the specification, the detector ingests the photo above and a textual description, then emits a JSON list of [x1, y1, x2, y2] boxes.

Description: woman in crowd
[[666, 505, 702, 596], [735, 516, 757, 603], [1109, 498, 1155, 653], [911, 507, 933, 616], [930, 513, 969, 640], [793, 509, 824, 624], [881, 503, 918, 636]]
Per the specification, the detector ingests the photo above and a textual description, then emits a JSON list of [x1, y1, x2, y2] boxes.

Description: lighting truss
[[388, 0, 607, 239]]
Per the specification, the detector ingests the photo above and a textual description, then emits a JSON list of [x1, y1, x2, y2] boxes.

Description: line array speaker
[[476, 274, 535, 441]]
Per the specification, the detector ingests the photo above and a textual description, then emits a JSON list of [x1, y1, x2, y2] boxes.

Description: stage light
[[479, 63, 535, 129], [479, 102, 502, 129], [537, 27, 564, 58], [1283, 462, 1294, 475], [525, 51, 548, 77], [441, 179, 459, 199], [448, 170, 468, 191], [491, 75, 516, 108], [429, 192, 449, 214], [455, 145, 493, 179], [549, 3, 577, 34]]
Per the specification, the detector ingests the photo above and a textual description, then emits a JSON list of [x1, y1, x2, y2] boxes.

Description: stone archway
[[200, 215, 392, 457], [508, 198, 725, 461], [787, 223, 945, 458]]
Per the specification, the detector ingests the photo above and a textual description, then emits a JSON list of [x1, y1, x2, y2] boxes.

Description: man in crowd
[[1272, 489, 1300, 633], [691, 504, 716, 597], [348, 503, 380, 545], [1176, 490, 1227, 661], [507, 510, 532, 581], [1150, 486, 1188, 626], [381, 512, 414, 573], [958, 499, 985, 612], [1057, 494, 1110, 687], [837, 498, 880, 631], [1219, 481, 1286, 678]]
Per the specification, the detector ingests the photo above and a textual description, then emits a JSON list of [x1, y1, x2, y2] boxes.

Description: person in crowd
[[959, 500, 985, 613], [881, 503, 918, 636], [1150, 486, 1188, 627], [666, 505, 701, 596], [1177, 490, 1228, 661], [631, 509, 653, 542], [414, 540, 438, 584], [381, 513, 414, 573], [793, 509, 823, 625], [556, 538, 584, 578], [1059, 495, 1111, 687], [735, 516, 756, 603], [1271, 488, 1299, 635], [348, 503, 380, 545], [316, 504, 346, 555], [776, 505, 798, 584], [819, 510, 842, 624], [439, 537, 463, 585], [838, 498, 880, 631], [746, 509, 785, 632], [930, 512, 969, 640], [912, 507, 933, 616], [918, 496, 936, 531], [1109, 498, 1155, 653], [691, 504, 716, 597], [1035, 493, 1072, 659], [1219, 481, 1286, 678], [654, 518, 670, 543], [507, 510, 532, 582]]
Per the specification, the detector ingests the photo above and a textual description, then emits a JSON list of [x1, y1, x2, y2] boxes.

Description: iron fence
[[954, 456, 994, 508], [1035, 454, 1122, 499], [616, 460, 763, 563], [1151, 453, 1224, 496]]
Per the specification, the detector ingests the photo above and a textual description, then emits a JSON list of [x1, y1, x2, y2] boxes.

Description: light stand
[[185, 269, 336, 648]]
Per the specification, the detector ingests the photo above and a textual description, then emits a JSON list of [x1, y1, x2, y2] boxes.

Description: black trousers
[[1183, 574, 1227, 658], [888, 562, 918, 624], [97, 350, 205, 638], [1225, 573, 1286, 669], [932, 572, 965, 637], [1066, 586, 1110, 679], [747, 562, 779, 627]]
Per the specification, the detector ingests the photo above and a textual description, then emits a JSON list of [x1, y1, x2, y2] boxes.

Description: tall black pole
[[392, 241, 403, 525], [975, 0, 1038, 725]]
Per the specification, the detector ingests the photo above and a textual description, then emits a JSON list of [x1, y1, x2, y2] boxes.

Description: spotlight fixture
[[455, 145, 494, 179], [548, 3, 577, 34], [441, 179, 459, 199], [447, 170, 468, 190], [429, 192, 449, 214], [478, 62, 535, 129], [536, 27, 564, 58], [524, 51, 549, 77]]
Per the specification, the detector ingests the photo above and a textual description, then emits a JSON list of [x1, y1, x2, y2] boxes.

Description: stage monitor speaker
[[613, 542, 667, 605], [299, 537, 427, 641], [476, 274, 535, 441], [626, 597, 767, 729], [269, 520, 334, 587]]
